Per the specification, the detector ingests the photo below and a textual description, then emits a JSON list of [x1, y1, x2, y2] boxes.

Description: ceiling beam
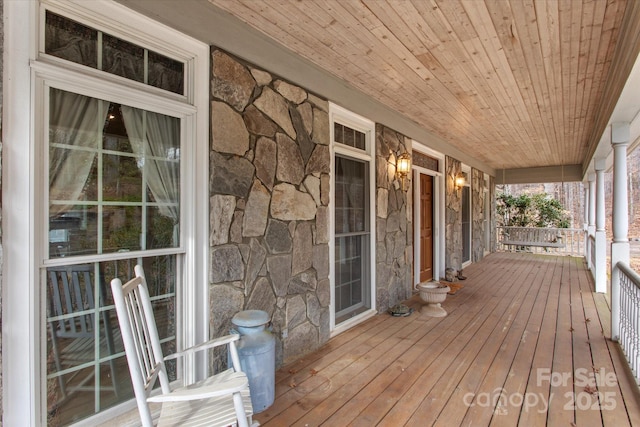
[[496, 165, 583, 185]]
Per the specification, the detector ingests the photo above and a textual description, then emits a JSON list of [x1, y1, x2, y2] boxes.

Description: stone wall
[[445, 156, 462, 271], [489, 176, 496, 252], [209, 48, 330, 366], [375, 125, 413, 312], [472, 168, 485, 262]]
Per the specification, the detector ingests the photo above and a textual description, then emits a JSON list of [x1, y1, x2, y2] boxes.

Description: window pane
[[334, 157, 367, 234], [334, 123, 366, 150], [149, 51, 185, 94], [49, 89, 181, 258], [44, 11, 185, 95], [102, 34, 145, 83], [45, 11, 97, 68], [46, 255, 177, 425]]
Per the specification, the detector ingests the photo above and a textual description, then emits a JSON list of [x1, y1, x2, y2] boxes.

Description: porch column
[[611, 122, 631, 341], [587, 173, 596, 270], [594, 160, 607, 293]]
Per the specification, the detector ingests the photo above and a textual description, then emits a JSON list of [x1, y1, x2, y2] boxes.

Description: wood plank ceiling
[[206, 0, 639, 171]]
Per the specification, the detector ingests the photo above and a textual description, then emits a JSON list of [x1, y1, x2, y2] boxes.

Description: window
[[330, 105, 375, 327], [45, 89, 181, 424], [0, 2, 210, 425]]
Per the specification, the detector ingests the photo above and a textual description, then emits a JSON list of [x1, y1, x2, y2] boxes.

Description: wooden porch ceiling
[[256, 253, 640, 426], [203, 0, 640, 172]]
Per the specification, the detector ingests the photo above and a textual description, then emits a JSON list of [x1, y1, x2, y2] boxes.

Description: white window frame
[[329, 103, 376, 336], [3, 1, 210, 425], [461, 164, 473, 267]]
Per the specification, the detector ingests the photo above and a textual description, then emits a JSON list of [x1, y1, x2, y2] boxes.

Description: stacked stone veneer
[[445, 156, 463, 271], [375, 125, 413, 312], [472, 168, 485, 262], [209, 49, 330, 366]]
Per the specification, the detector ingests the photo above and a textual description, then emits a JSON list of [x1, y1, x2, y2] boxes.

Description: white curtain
[[49, 89, 108, 215], [121, 106, 180, 241]]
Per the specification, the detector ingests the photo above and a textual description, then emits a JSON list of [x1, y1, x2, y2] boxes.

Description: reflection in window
[[46, 256, 176, 425], [48, 89, 181, 259], [45, 11, 184, 94]]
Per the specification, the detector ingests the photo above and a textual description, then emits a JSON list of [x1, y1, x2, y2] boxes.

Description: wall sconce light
[[396, 152, 411, 190], [455, 172, 467, 189]]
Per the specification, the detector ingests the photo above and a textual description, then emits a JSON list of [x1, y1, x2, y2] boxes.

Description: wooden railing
[[615, 261, 640, 384], [496, 226, 585, 257]]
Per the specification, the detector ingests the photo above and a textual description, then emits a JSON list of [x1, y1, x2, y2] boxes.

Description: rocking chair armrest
[[147, 375, 248, 403], [163, 334, 240, 362]]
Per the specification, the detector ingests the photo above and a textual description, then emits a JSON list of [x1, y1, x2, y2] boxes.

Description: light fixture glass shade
[[397, 153, 411, 175], [455, 173, 466, 188]]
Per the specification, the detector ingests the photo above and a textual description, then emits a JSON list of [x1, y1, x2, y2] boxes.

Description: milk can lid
[[232, 309, 269, 328]]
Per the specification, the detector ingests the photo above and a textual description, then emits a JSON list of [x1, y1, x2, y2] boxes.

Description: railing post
[[594, 160, 607, 293], [611, 123, 631, 341]]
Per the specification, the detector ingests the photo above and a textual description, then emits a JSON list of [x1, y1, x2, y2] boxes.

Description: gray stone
[[376, 288, 390, 314], [394, 230, 407, 259], [276, 133, 304, 185], [243, 180, 270, 237], [307, 294, 321, 326], [245, 239, 267, 295], [251, 68, 272, 86], [211, 101, 249, 156], [230, 211, 243, 244], [244, 105, 277, 137], [265, 219, 293, 254], [210, 284, 244, 337], [377, 160, 390, 190], [275, 80, 307, 104], [284, 321, 318, 362], [286, 295, 306, 330], [210, 195, 236, 245], [239, 243, 250, 264], [290, 106, 315, 163], [386, 211, 401, 232], [212, 50, 255, 111], [254, 87, 296, 139], [292, 222, 313, 275], [313, 244, 330, 281], [377, 218, 387, 242], [254, 137, 276, 190], [305, 145, 330, 175], [288, 269, 317, 294], [307, 93, 328, 112], [303, 175, 321, 206], [271, 183, 317, 221], [383, 127, 401, 152], [211, 246, 245, 283], [317, 278, 330, 307], [377, 188, 389, 219], [246, 276, 276, 317], [211, 152, 254, 198], [312, 108, 330, 145], [319, 309, 330, 343], [267, 254, 292, 296], [297, 102, 313, 135], [315, 206, 329, 244], [320, 174, 330, 206]]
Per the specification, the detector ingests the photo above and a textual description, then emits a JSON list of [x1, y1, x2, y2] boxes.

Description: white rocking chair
[[110, 265, 256, 427]]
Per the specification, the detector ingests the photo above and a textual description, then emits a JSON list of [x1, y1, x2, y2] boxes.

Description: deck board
[[255, 253, 640, 426]]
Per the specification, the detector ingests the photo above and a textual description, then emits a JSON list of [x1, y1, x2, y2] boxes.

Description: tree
[[497, 192, 570, 228]]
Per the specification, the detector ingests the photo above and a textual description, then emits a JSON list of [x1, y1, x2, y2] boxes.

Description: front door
[[420, 174, 434, 282]]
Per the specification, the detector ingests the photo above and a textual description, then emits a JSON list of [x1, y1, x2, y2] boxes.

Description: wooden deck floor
[[255, 252, 640, 427]]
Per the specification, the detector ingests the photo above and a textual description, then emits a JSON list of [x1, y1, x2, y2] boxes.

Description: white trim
[[329, 102, 376, 333], [3, 1, 39, 425], [3, 1, 210, 424], [411, 144, 445, 285]]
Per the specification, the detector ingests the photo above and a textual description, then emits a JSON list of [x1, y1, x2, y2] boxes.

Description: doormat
[[442, 281, 463, 295]]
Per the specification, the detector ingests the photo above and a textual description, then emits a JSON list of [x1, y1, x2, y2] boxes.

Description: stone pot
[[417, 281, 450, 317]]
